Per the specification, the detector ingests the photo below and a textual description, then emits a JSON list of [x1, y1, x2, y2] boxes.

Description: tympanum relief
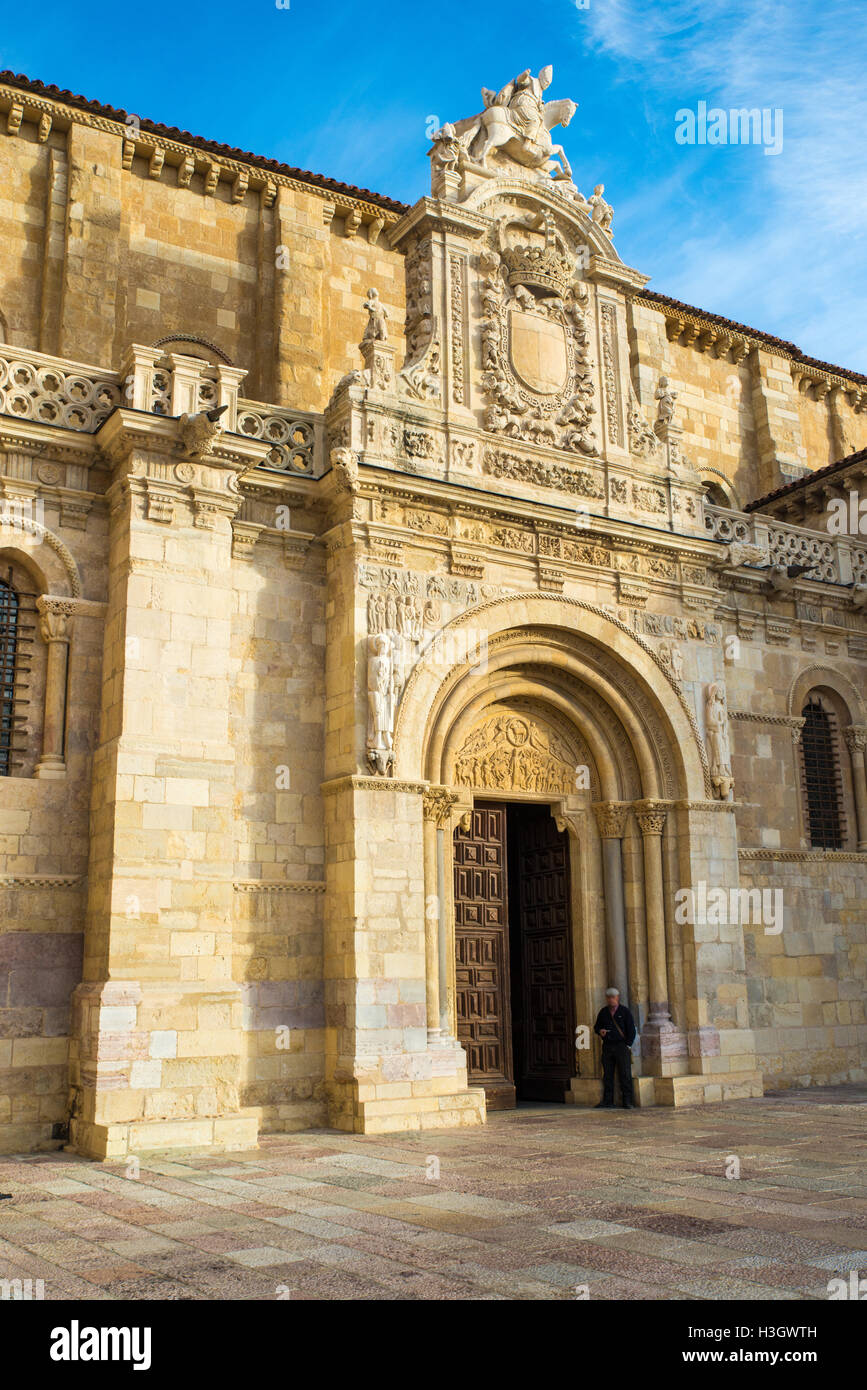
[[453, 713, 581, 794]]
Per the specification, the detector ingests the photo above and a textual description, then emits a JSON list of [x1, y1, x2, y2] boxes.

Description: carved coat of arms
[[509, 311, 569, 395]]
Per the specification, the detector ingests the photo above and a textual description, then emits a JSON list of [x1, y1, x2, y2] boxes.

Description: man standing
[[593, 987, 637, 1109]]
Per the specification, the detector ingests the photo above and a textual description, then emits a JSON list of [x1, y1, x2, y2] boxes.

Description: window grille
[[800, 695, 846, 849], [0, 572, 36, 777], [0, 576, 19, 776]]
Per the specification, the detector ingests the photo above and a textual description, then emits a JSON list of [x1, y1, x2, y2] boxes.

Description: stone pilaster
[[68, 410, 266, 1159], [322, 776, 484, 1135], [422, 786, 459, 1041]]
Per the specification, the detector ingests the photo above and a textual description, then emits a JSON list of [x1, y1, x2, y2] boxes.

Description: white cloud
[[576, 0, 867, 368]]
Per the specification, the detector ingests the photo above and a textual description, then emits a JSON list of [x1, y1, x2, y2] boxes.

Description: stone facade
[[0, 68, 864, 1157]]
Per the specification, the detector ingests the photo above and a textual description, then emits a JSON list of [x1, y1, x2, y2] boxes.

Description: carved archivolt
[[787, 664, 866, 724], [396, 595, 712, 797], [0, 515, 82, 596]]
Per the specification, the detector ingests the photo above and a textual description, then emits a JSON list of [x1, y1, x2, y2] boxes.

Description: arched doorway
[[394, 598, 714, 1109]]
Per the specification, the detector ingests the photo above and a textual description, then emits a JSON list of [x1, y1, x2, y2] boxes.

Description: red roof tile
[[746, 446, 867, 512], [0, 70, 409, 215]]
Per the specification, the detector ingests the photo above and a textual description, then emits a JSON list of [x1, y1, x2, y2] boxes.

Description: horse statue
[[449, 66, 577, 182]]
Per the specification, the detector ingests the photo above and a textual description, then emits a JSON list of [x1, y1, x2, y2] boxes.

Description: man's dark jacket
[[593, 1004, 636, 1047]]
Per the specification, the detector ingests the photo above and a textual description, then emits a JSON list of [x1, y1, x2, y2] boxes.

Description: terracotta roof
[[639, 290, 867, 388], [0, 70, 409, 215], [746, 446, 867, 513]]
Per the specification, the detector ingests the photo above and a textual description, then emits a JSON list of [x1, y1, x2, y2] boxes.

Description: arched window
[[0, 576, 20, 776], [800, 694, 846, 849]]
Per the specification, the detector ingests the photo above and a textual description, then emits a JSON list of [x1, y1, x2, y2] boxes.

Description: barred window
[[0, 576, 19, 776], [800, 695, 846, 849]]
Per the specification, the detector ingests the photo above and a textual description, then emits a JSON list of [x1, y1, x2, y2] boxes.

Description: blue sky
[[5, 0, 865, 370]]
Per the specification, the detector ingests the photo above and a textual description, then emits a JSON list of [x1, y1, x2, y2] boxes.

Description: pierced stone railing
[[235, 400, 321, 475], [766, 522, 838, 582], [0, 346, 324, 477], [705, 503, 862, 586], [703, 505, 753, 545], [0, 347, 121, 432]]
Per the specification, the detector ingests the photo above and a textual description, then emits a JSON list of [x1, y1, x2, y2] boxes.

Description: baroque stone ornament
[[330, 445, 358, 492], [477, 222, 598, 454], [627, 387, 659, 459], [362, 287, 389, 342]]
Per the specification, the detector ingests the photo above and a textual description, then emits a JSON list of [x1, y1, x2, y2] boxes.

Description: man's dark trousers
[[601, 1041, 634, 1105]]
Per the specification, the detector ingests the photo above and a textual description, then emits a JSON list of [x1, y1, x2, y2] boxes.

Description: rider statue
[[448, 65, 577, 184], [498, 69, 548, 145]]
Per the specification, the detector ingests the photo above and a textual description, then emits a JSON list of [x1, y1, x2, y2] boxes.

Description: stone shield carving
[[509, 311, 569, 395]]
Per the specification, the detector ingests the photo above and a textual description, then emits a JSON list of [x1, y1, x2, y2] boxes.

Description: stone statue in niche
[[363, 288, 389, 343], [705, 682, 734, 800]]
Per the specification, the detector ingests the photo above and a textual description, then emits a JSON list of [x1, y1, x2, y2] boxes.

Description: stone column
[[634, 800, 687, 1076], [422, 786, 458, 1041], [34, 596, 75, 779], [592, 802, 629, 1000], [634, 801, 670, 1024], [844, 727, 867, 850]]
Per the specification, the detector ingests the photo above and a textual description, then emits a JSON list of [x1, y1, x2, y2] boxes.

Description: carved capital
[[36, 595, 76, 643], [844, 725, 867, 754], [592, 801, 629, 839], [634, 799, 668, 837], [791, 717, 807, 746], [423, 786, 459, 828]]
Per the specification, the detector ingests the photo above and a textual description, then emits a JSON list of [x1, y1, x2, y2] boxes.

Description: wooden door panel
[[512, 806, 576, 1102], [454, 803, 515, 1108]]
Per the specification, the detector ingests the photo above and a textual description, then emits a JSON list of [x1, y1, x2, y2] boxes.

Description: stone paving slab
[[0, 1085, 865, 1301]]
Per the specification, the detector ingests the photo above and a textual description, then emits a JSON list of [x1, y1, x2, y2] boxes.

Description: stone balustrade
[[0, 343, 324, 477], [705, 502, 867, 586]]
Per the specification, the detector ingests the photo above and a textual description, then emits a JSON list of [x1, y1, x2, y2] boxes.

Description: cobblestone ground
[[1, 1086, 865, 1301]]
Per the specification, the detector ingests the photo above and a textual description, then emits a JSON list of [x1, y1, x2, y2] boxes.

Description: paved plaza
[[1, 1087, 865, 1301]]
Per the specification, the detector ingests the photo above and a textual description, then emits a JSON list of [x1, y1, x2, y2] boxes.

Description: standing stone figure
[[363, 287, 389, 342], [705, 682, 734, 799], [655, 375, 678, 427], [367, 633, 396, 771]]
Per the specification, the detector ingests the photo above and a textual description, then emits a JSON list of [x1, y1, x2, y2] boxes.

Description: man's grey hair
[[605, 987, 620, 997]]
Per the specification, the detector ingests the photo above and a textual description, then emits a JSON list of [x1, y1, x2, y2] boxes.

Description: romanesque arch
[[394, 594, 709, 800]]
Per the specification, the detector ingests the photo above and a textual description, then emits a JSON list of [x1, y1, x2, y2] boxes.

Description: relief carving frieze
[[482, 446, 604, 497]]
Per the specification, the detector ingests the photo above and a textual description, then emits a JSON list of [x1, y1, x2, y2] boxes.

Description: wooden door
[[453, 803, 515, 1109], [509, 805, 575, 1102]]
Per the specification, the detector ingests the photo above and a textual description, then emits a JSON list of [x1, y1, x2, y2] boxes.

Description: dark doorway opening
[[454, 801, 576, 1110]]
